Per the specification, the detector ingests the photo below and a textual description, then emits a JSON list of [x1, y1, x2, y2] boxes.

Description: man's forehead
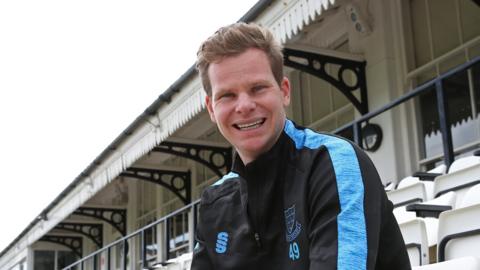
[[208, 49, 274, 87]]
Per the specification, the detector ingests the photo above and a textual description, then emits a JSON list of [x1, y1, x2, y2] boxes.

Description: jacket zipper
[[246, 173, 263, 250], [253, 175, 263, 249], [254, 232, 262, 248]]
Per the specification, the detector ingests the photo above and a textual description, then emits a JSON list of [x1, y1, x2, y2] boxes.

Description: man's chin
[[237, 142, 269, 156]]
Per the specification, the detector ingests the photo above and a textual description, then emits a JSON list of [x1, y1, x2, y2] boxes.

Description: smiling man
[[205, 46, 289, 164], [191, 23, 410, 270]]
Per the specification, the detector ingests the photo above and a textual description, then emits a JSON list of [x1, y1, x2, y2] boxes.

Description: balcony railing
[[334, 56, 480, 168], [63, 200, 200, 270]]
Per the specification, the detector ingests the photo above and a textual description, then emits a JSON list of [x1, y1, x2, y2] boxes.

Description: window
[[408, 0, 480, 82], [34, 250, 55, 270], [57, 251, 77, 269], [34, 250, 77, 270], [405, 0, 480, 165]]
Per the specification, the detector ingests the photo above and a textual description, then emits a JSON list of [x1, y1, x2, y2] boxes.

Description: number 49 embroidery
[[289, 242, 300, 260]]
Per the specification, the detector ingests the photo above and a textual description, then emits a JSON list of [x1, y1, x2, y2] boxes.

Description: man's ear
[[280, 76, 291, 107], [205, 95, 216, 123]]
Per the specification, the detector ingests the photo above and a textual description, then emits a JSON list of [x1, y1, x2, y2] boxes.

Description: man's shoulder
[[200, 171, 242, 205], [284, 119, 356, 152]]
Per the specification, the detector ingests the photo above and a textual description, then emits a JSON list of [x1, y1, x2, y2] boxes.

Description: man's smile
[[233, 118, 266, 131]]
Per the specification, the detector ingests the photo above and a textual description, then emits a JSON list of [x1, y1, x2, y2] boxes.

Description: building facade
[[1, 0, 479, 269]]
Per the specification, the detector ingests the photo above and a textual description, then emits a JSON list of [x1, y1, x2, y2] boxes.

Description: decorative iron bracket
[[283, 47, 368, 115], [55, 222, 103, 248], [121, 167, 191, 205], [74, 207, 126, 236], [153, 141, 232, 178], [40, 235, 83, 258]]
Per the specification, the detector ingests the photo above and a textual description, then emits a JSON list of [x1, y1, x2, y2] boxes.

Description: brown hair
[[196, 22, 284, 96]]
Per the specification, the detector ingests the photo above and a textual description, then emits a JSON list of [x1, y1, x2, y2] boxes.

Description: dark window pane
[[58, 250, 77, 269], [473, 62, 480, 118], [34, 250, 55, 270], [444, 68, 479, 149], [419, 66, 478, 160], [419, 85, 442, 158]]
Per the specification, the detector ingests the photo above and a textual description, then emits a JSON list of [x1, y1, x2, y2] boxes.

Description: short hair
[[196, 22, 284, 96]]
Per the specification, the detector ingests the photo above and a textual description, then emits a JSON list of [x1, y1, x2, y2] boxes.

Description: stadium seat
[[447, 156, 480, 173], [397, 192, 456, 247], [149, 252, 192, 270], [429, 164, 448, 174], [384, 181, 396, 192], [436, 184, 480, 262], [399, 218, 429, 266], [388, 181, 427, 208], [412, 256, 480, 270], [434, 161, 480, 208], [387, 164, 446, 198]]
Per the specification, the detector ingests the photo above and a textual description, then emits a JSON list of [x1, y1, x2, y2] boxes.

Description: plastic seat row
[[388, 155, 480, 210], [404, 183, 480, 269], [388, 153, 480, 268]]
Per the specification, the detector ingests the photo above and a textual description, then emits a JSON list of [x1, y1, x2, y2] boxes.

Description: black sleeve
[[307, 147, 341, 269], [190, 203, 214, 270], [354, 146, 411, 270]]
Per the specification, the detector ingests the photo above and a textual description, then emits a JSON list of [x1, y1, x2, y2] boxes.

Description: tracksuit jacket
[[191, 119, 411, 269]]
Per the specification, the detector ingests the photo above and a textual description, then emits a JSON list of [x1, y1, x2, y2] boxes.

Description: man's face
[[205, 48, 290, 164]]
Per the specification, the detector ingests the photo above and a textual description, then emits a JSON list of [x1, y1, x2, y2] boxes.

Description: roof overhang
[[257, 0, 337, 43]]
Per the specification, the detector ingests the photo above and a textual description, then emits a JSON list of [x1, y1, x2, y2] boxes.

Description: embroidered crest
[[284, 205, 302, 242]]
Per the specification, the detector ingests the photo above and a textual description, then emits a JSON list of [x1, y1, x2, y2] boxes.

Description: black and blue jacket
[[191, 119, 410, 270]]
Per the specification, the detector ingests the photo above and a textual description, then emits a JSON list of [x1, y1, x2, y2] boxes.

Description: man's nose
[[235, 93, 256, 114]]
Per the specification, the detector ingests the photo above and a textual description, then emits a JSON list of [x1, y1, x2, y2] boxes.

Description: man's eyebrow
[[248, 79, 273, 86]]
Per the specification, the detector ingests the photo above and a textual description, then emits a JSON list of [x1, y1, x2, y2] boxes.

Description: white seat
[[399, 218, 429, 266], [388, 182, 427, 208], [436, 184, 480, 262], [393, 164, 447, 202], [434, 163, 480, 208], [165, 252, 192, 270], [395, 192, 456, 247], [397, 176, 423, 189], [413, 256, 480, 270], [421, 192, 456, 247], [429, 164, 447, 174], [459, 183, 480, 208], [387, 164, 446, 194], [448, 156, 480, 173], [148, 252, 192, 270], [384, 181, 396, 192]]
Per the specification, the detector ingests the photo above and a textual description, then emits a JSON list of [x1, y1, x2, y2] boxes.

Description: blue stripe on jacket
[[212, 171, 239, 186], [284, 119, 367, 270]]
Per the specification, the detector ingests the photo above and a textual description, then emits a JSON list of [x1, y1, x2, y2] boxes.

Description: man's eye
[[218, 93, 234, 100], [252, 85, 266, 92]]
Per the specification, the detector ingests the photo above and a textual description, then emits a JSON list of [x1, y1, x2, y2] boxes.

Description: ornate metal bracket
[[153, 141, 232, 178], [39, 235, 83, 258], [55, 222, 103, 248], [74, 207, 126, 236], [121, 167, 191, 205], [283, 47, 368, 115]]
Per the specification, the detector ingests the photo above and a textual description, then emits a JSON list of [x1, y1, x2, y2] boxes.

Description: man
[[192, 22, 410, 270]]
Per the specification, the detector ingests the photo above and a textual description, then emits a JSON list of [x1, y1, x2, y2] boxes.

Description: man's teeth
[[237, 120, 263, 130]]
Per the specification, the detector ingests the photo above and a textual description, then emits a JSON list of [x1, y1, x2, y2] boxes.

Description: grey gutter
[[0, 0, 274, 259]]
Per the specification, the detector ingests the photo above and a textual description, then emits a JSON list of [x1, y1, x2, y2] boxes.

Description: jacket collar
[[232, 130, 288, 180]]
